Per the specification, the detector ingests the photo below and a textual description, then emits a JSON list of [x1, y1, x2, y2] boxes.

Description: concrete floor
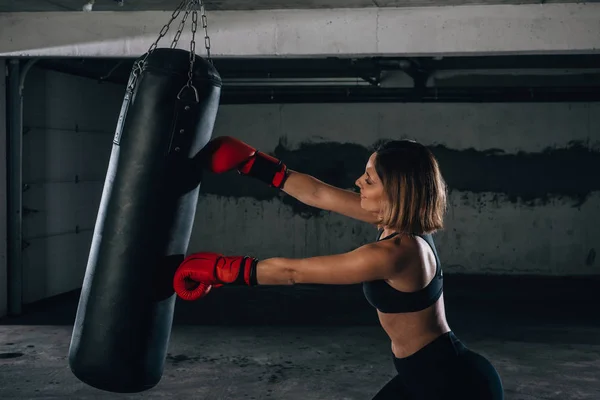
[[1, 279, 599, 399]]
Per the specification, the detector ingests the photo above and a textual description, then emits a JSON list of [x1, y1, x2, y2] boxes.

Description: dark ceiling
[[1, 0, 599, 12], [32, 54, 600, 104], [5, 1, 599, 102], [36, 55, 600, 83]]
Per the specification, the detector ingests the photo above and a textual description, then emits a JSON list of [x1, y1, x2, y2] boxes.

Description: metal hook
[[177, 84, 200, 103]]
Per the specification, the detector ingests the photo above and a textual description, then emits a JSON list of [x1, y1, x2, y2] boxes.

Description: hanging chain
[[171, 1, 193, 49], [141, 0, 188, 64], [185, 5, 198, 90], [126, 0, 187, 91], [200, 0, 212, 63], [126, 0, 213, 101]]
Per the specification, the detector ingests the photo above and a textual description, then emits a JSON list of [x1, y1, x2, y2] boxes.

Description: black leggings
[[372, 332, 504, 399]]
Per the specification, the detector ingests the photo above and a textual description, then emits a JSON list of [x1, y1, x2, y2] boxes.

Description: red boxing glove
[[202, 136, 288, 189], [175, 281, 213, 302], [173, 252, 258, 301]]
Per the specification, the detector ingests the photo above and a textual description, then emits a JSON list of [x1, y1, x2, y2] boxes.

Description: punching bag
[[68, 48, 221, 393]]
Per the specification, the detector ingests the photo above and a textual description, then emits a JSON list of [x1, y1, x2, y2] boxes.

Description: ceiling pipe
[[218, 86, 600, 104], [222, 77, 373, 86]]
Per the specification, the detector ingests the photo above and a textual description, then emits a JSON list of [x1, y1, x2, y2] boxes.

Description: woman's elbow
[[277, 260, 302, 285]]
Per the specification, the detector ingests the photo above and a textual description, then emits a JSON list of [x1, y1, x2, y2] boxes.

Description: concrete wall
[[3, 4, 600, 57], [21, 67, 123, 304], [18, 69, 600, 305], [190, 103, 600, 276], [0, 59, 7, 317]]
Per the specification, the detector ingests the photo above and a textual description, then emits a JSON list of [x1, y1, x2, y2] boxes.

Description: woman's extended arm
[[255, 241, 402, 285], [282, 170, 379, 224], [201, 136, 378, 224], [173, 243, 405, 300]]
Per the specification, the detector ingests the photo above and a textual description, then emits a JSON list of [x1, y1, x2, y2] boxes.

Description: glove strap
[[247, 152, 289, 189], [249, 259, 258, 286], [232, 257, 259, 286]]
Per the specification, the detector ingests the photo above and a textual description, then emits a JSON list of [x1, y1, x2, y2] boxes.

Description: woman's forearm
[[255, 258, 297, 285], [281, 170, 326, 208], [282, 170, 374, 224]]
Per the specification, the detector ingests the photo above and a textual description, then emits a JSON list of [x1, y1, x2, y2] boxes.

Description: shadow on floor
[[2, 275, 598, 344]]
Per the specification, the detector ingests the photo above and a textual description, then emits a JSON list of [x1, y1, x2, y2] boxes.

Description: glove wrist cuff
[[247, 152, 288, 189], [248, 258, 258, 286], [231, 257, 259, 286]]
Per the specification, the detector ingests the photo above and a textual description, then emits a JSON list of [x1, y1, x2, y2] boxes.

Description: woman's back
[[364, 231, 450, 358]]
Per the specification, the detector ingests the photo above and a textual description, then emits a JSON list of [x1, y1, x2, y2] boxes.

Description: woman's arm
[[282, 170, 380, 224], [172, 243, 406, 300], [255, 242, 403, 285], [201, 136, 376, 223]]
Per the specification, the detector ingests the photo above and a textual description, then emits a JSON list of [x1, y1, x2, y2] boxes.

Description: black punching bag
[[68, 48, 221, 393]]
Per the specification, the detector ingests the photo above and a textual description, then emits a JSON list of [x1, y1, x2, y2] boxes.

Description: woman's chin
[[360, 200, 376, 213]]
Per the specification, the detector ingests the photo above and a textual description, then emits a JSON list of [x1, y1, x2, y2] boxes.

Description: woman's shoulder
[[366, 226, 422, 254], [368, 232, 413, 265]]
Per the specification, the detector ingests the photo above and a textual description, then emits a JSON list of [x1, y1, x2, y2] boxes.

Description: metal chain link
[[127, 0, 213, 102], [142, 0, 188, 63], [186, 5, 198, 89], [200, 0, 212, 63], [127, 0, 188, 91], [171, 1, 193, 49], [175, 2, 199, 102]]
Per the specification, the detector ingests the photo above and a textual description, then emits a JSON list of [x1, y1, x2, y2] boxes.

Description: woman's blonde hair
[[374, 140, 447, 235]]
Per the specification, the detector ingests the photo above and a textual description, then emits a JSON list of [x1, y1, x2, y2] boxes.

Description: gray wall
[[191, 103, 600, 276], [0, 59, 7, 317], [15, 68, 600, 308], [21, 67, 122, 304]]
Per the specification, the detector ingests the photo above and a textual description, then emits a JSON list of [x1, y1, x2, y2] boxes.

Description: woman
[[174, 136, 504, 399]]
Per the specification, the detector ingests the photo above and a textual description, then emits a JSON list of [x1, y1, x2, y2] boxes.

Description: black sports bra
[[362, 230, 443, 313]]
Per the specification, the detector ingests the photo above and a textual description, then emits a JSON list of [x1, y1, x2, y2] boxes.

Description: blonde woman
[[174, 137, 504, 399]]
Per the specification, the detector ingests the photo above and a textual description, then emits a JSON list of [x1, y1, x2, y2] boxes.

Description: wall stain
[[198, 139, 600, 217], [586, 249, 596, 266], [199, 141, 369, 217], [0, 352, 23, 359], [275, 141, 371, 217], [432, 140, 599, 207]]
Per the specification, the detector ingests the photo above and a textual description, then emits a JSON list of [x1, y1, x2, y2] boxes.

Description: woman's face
[[355, 153, 386, 213]]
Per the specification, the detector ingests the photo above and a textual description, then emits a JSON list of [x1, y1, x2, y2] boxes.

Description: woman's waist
[[378, 312, 451, 358]]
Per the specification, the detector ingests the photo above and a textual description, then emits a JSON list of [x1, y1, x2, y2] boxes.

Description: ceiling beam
[[1, 4, 600, 58]]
